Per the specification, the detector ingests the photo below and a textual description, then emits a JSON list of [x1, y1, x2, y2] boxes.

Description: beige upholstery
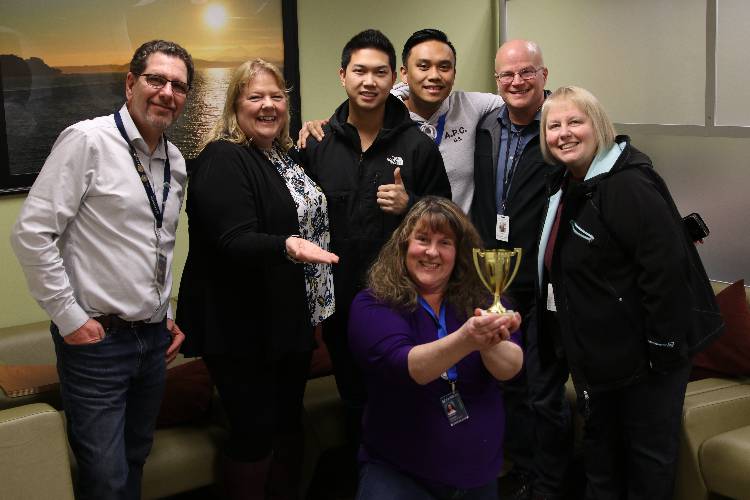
[[2, 282, 749, 498], [140, 424, 226, 500], [673, 280, 750, 500], [675, 379, 750, 500], [0, 403, 74, 500], [0, 320, 227, 499], [701, 426, 750, 500]]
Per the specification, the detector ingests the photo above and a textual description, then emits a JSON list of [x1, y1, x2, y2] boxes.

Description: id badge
[[440, 391, 469, 427], [546, 283, 557, 312], [496, 214, 510, 242], [156, 252, 168, 288]]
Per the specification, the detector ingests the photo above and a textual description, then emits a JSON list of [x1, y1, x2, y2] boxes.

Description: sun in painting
[[204, 4, 228, 30]]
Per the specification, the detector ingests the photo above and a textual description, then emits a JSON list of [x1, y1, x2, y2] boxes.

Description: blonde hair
[[368, 196, 490, 316], [540, 86, 616, 165], [203, 58, 293, 151]]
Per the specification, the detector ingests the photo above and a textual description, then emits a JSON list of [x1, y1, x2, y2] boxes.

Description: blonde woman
[[176, 59, 337, 499], [537, 86, 722, 499]]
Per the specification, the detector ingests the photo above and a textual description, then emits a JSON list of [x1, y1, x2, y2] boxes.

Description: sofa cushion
[[700, 425, 750, 499], [156, 359, 213, 428], [692, 280, 750, 378], [0, 403, 75, 500]]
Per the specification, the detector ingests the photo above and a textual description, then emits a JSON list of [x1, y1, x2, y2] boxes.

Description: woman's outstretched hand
[[285, 236, 339, 264]]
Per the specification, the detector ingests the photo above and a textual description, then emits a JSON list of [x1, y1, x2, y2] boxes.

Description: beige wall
[[297, 0, 498, 121], [3, 1, 746, 328], [0, 0, 499, 328], [0, 196, 190, 329]]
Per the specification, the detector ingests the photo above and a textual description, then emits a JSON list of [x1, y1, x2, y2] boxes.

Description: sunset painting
[[0, 0, 285, 181]]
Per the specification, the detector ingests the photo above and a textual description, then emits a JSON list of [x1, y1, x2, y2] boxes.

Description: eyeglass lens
[[142, 74, 189, 95]]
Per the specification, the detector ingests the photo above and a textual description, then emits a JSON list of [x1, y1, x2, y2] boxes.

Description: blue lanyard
[[433, 113, 448, 146], [113, 111, 171, 228], [417, 296, 457, 382]]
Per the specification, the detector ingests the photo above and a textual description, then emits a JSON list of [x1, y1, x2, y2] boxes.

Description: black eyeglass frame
[[137, 73, 191, 95]]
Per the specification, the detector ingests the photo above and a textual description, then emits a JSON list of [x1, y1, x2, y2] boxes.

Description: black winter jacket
[[538, 137, 723, 394], [471, 105, 563, 312], [300, 95, 451, 312]]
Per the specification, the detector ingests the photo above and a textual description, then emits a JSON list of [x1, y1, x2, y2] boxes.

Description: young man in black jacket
[[298, 28, 451, 496]]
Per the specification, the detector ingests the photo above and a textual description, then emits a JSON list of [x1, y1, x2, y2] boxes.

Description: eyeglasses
[[494, 67, 544, 85], [138, 73, 190, 96]]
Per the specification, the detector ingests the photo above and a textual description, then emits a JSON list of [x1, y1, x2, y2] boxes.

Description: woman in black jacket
[[537, 86, 722, 500], [176, 59, 338, 499]]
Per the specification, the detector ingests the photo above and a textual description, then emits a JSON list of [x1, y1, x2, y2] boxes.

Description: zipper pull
[[583, 389, 591, 419]]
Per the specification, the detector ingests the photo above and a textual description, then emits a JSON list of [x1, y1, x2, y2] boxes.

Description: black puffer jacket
[[538, 137, 723, 394], [300, 95, 451, 312]]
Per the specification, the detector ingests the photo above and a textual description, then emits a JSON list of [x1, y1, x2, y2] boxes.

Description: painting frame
[[0, 0, 301, 195]]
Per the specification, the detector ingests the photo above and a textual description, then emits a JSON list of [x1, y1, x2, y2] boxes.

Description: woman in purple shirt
[[348, 196, 523, 499]]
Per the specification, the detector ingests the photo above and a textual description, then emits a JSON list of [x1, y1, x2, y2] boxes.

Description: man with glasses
[[11, 40, 193, 500], [472, 40, 571, 500]]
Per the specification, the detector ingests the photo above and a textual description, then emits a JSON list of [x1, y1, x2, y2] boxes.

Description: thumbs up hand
[[377, 167, 409, 215]]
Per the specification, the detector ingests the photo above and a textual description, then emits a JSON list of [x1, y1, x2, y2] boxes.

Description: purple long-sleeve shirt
[[348, 289, 521, 489]]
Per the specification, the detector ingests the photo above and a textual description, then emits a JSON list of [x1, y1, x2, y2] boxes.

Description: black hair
[[341, 29, 396, 72], [401, 28, 456, 66], [129, 40, 195, 87]]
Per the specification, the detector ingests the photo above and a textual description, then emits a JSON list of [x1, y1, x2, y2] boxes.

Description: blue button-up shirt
[[495, 106, 541, 214]]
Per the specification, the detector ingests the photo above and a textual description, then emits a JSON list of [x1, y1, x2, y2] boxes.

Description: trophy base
[[483, 304, 514, 316]]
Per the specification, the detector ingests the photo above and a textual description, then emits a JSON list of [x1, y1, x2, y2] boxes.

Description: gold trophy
[[472, 248, 522, 314]]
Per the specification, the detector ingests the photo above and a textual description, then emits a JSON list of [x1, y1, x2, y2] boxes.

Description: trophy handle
[[472, 249, 494, 294], [504, 248, 523, 292]]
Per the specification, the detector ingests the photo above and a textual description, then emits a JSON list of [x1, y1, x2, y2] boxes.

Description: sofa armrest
[[0, 403, 75, 500], [674, 379, 750, 500]]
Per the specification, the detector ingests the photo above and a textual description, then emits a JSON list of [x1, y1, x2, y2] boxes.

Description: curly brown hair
[[367, 196, 491, 316]]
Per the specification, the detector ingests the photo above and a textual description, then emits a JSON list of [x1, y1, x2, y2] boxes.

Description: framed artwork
[[0, 0, 301, 194]]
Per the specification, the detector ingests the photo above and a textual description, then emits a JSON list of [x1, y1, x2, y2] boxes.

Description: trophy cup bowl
[[472, 248, 522, 314]]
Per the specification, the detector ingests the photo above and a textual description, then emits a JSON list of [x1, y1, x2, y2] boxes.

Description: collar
[[496, 89, 550, 130], [118, 103, 167, 160], [498, 104, 542, 132], [584, 141, 626, 181], [409, 95, 451, 124]]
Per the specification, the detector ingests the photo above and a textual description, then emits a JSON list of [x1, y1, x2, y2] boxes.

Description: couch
[[0, 320, 345, 499], [672, 281, 750, 500], [1, 281, 748, 499]]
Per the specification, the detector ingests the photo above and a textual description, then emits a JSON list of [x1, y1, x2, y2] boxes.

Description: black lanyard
[[113, 111, 170, 229], [499, 124, 525, 213]]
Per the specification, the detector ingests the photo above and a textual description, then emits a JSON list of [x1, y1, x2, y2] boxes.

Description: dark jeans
[[503, 307, 573, 497], [356, 462, 498, 500], [51, 320, 170, 500], [203, 350, 312, 461], [582, 363, 691, 500]]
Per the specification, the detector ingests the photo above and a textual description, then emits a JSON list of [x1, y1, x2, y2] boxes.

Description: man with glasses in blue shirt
[[472, 39, 571, 500], [11, 40, 193, 500]]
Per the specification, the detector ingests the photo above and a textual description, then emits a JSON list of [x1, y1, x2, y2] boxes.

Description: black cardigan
[[177, 140, 314, 360]]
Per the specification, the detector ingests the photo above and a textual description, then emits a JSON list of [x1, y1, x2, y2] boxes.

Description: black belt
[[95, 314, 153, 330]]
